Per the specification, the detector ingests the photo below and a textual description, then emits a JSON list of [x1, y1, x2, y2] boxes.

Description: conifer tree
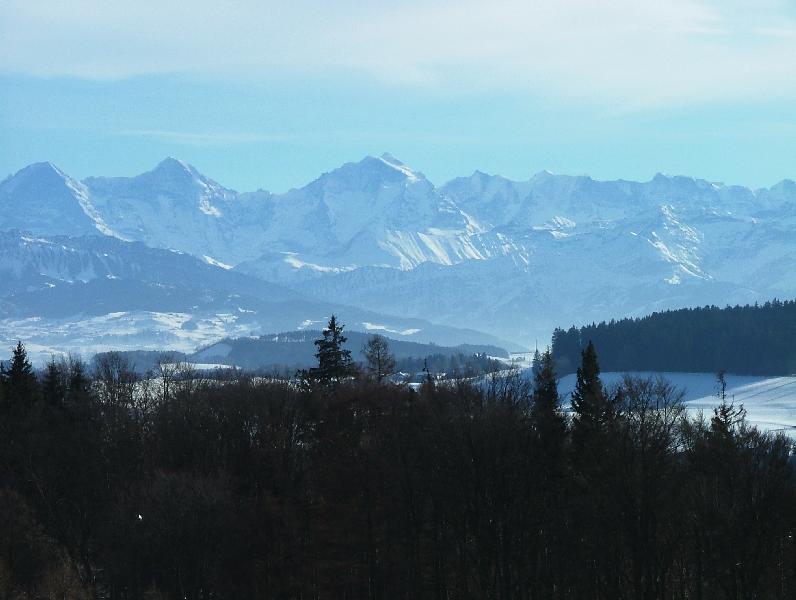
[[42, 358, 65, 407], [533, 349, 559, 411], [571, 342, 604, 415], [533, 350, 565, 424], [310, 315, 355, 384], [531, 348, 542, 378], [4, 341, 38, 410], [67, 357, 91, 404], [531, 348, 566, 464], [710, 370, 745, 442], [570, 341, 612, 449]]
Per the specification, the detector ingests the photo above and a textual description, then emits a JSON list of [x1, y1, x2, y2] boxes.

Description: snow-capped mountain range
[[2, 154, 795, 360]]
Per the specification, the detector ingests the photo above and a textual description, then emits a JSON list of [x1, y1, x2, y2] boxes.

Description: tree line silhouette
[[552, 299, 796, 375], [1, 323, 795, 598]]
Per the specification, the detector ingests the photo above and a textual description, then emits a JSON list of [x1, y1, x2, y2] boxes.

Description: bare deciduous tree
[[362, 334, 396, 383]]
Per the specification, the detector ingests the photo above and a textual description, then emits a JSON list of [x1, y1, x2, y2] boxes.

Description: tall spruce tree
[[66, 356, 91, 404], [310, 315, 355, 384], [4, 341, 38, 411], [533, 349, 559, 412], [570, 340, 612, 449], [568, 342, 625, 595], [531, 348, 542, 378], [531, 348, 567, 464], [41, 358, 65, 407]]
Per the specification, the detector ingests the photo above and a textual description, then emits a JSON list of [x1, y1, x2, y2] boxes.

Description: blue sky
[[3, 0, 796, 192]]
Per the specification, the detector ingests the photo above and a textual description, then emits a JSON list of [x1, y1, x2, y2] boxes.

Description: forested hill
[[96, 330, 509, 374], [192, 330, 508, 371], [551, 299, 796, 376]]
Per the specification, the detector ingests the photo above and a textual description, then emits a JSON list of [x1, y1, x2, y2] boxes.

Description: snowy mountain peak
[[768, 179, 796, 196], [22, 161, 61, 175], [4, 161, 70, 189], [85, 157, 227, 195], [531, 169, 555, 181], [648, 172, 723, 198], [0, 161, 115, 237], [149, 157, 203, 182], [377, 154, 420, 182], [306, 155, 426, 195], [342, 153, 420, 181], [379, 152, 403, 164], [468, 170, 502, 184], [75, 159, 240, 257]]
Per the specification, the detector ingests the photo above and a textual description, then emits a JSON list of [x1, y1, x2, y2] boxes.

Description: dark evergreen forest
[[552, 299, 796, 376], [2, 331, 795, 599]]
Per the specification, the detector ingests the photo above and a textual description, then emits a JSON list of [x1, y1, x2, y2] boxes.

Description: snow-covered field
[[0, 311, 253, 364], [558, 371, 796, 436]]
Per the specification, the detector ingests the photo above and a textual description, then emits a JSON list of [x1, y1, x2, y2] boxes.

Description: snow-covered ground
[[557, 371, 796, 436], [0, 311, 254, 364]]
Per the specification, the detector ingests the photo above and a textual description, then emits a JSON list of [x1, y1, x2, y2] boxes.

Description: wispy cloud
[[114, 129, 298, 146], [3, 0, 796, 107], [754, 26, 796, 39], [113, 128, 478, 146]]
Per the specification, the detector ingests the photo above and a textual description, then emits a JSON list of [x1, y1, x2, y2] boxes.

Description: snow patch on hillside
[[64, 176, 120, 238], [557, 372, 796, 436], [362, 322, 422, 336], [378, 154, 419, 182], [203, 255, 233, 270]]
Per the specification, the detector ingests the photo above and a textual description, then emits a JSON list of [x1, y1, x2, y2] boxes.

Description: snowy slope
[[83, 158, 273, 264], [0, 230, 511, 361], [0, 230, 295, 312], [79, 154, 486, 271], [237, 153, 485, 277], [291, 168, 796, 345], [556, 372, 796, 436], [0, 306, 512, 366], [0, 162, 116, 237]]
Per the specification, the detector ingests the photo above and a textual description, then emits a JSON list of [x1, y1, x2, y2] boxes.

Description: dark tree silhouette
[[552, 298, 796, 375], [309, 315, 356, 384], [362, 334, 397, 383], [571, 340, 615, 450], [0, 338, 794, 599], [2, 341, 38, 410], [531, 348, 566, 457]]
